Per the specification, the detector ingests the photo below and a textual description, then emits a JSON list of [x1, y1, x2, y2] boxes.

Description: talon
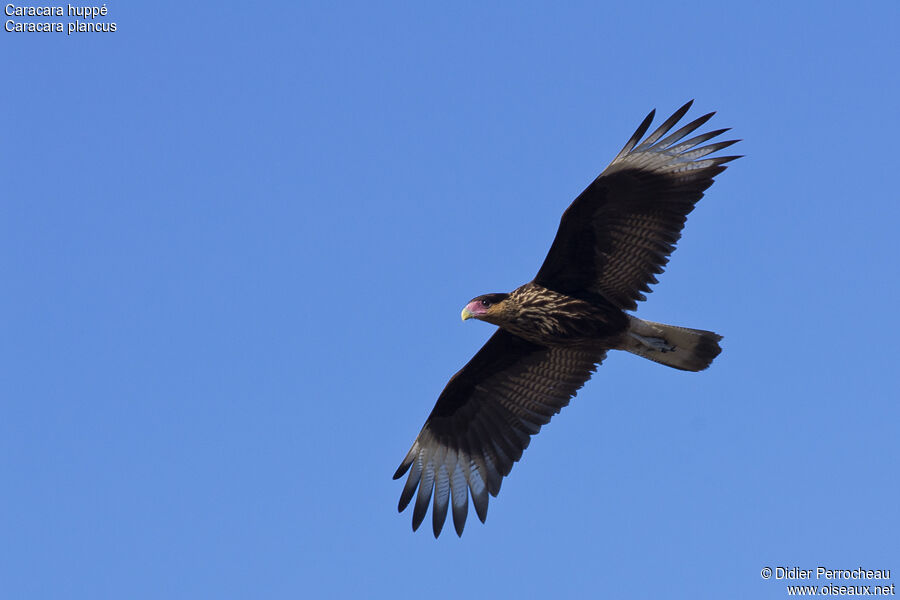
[[629, 333, 675, 353]]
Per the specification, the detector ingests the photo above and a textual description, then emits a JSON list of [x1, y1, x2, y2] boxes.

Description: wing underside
[[535, 101, 740, 309], [394, 330, 604, 537]]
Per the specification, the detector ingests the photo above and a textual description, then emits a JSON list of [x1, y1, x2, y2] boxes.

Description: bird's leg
[[628, 332, 675, 353]]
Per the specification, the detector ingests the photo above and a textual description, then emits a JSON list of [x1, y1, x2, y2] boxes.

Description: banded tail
[[623, 316, 722, 372]]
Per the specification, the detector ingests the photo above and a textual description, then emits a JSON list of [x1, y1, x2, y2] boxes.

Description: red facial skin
[[463, 300, 490, 319]]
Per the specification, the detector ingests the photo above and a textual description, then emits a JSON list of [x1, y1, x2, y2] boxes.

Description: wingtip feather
[[393, 463, 409, 480], [637, 101, 694, 150], [611, 108, 656, 164]]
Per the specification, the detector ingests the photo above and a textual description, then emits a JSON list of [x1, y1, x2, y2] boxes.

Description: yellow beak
[[461, 308, 474, 321]]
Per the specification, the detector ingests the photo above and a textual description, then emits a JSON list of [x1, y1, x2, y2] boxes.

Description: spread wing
[[394, 329, 604, 537], [534, 100, 741, 310]]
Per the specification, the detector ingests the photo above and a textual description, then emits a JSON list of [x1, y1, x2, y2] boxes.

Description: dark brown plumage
[[395, 101, 740, 537]]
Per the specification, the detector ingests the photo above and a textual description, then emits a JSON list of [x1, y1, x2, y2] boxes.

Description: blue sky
[[3, 2, 898, 598]]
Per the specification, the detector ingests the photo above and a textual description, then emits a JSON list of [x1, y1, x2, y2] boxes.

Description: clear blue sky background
[[3, 2, 898, 598]]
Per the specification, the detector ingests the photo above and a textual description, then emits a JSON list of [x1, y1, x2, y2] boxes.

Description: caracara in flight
[[394, 101, 740, 537]]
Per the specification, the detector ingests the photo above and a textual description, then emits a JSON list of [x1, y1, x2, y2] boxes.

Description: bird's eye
[[480, 299, 491, 307]]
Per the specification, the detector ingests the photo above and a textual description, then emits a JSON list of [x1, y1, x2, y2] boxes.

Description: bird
[[394, 101, 740, 537]]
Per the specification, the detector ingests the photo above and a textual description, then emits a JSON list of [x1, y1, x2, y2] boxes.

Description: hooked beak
[[461, 308, 474, 321]]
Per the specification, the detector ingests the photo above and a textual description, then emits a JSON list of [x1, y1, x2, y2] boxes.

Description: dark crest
[[472, 293, 510, 307]]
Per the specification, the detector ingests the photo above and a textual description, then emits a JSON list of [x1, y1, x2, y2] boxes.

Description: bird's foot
[[629, 333, 675, 353]]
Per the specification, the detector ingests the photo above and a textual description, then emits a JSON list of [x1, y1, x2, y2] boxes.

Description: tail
[[622, 316, 722, 372]]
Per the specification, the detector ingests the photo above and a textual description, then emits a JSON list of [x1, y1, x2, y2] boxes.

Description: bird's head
[[461, 293, 510, 324]]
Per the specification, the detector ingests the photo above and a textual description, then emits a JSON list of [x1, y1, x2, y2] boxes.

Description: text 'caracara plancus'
[[394, 101, 740, 537]]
